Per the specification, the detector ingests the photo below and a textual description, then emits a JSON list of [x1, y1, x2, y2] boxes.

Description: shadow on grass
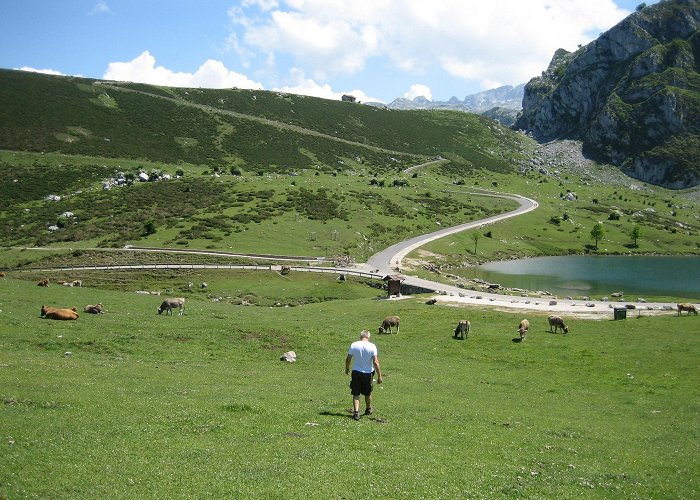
[[319, 411, 388, 423], [319, 410, 351, 418]]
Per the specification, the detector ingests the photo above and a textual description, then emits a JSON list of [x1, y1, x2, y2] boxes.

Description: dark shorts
[[350, 370, 374, 396]]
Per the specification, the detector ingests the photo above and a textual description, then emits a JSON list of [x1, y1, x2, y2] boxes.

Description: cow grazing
[[518, 319, 530, 340], [548, 315, 569, 334], [677, 303, 698, 316], [379, 316, 400, 334], [158, 297, 186, 316], [454, 320, 470, 340], [425, 298, 437, 305], [84, 303, 104, 314], [37, 278, 50, 287], [41, 305, 79, 320]]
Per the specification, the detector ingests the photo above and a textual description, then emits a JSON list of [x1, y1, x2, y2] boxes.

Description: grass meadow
[[1, 69, 699, 498], [1, 274, 698, 498]]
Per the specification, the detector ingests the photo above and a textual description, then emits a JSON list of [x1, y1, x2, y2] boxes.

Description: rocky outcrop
[[514, 0, 700, 188]]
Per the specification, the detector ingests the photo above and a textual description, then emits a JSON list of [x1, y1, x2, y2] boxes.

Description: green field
[[1, 275, 699, 498], [1, 69, 699, 498]]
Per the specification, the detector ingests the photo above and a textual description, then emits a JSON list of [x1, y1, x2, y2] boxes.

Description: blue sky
[[0, 0, 659, 103]]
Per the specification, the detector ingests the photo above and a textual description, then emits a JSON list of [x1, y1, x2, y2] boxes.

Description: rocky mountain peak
[[514, 0, 700, 189]]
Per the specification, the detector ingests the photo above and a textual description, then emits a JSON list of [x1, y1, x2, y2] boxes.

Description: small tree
[[630, 225, 643, 248], [590, 223, 605, 249], [143, 220, 157, 236], [471, 231, 482, 254]]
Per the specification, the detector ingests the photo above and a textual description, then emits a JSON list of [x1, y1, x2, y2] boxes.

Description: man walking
[[345, 330, 383, 420]]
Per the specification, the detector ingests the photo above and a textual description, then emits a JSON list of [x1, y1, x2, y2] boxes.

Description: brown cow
[[37, 278, 50, 287], [454, 320, 470, 340], [548, 315, 569, 334], [41, 305, 77, 316], [41, 305, 78, 320], [677, 303, 698, 316], [379, 316, 400, 334], [518, 319, 530, 340]]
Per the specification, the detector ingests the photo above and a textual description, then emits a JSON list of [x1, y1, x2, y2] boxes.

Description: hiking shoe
[[364, 408, 373, 416], [352, 412, 360, 420]]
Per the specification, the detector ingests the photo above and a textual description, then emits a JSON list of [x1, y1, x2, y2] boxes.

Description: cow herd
[[376, 314, 570, 342], [33, 276, 698, 331], [37, 276, 186, 320], [39, 298, 187, 320]]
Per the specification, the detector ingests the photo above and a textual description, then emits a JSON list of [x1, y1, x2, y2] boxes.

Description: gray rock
[[280, 351, 297, 363]]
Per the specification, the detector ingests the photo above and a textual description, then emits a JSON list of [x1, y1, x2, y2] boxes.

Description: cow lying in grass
[[454, 320, 470, 339], [677, 303, 697, 316], [158, 297, 186, 316], [41, 305, 79, 320], [378, 316, 400, 334], [84, 303, 104, 314]]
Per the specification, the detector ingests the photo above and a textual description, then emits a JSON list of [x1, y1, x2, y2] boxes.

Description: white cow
[[158, 297, 186, 316]]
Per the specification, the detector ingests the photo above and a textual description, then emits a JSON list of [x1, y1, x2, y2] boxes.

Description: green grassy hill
[[0, 69, 523, 174], [0, 68, 698, 268]]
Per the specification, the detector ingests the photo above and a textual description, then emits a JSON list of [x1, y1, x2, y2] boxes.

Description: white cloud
[[273, 68, 381, 103], [404, 84, 432, 101], [231, 0, 629, 88], [17, 67, 66, 76], [89, 2, 112, 16], [102, 51, 263, 89]]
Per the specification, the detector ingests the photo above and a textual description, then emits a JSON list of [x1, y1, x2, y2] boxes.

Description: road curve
[[365, 190, 538, 275]]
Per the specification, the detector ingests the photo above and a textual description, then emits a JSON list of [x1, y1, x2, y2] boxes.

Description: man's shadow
[[319, 411, 387, 423], [319, 410, 349, 418]]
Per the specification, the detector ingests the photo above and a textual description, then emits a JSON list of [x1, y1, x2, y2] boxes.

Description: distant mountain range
[[365, 84, 525, 125]]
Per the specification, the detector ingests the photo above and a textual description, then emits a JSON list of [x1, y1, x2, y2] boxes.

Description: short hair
[[360, 330, 371, 339]]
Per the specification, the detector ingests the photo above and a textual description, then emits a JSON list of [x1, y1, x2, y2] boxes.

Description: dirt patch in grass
[[240, 330, 289, 349]]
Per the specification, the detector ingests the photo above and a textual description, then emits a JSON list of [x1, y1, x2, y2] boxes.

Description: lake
[[470, 255, 700, 299]]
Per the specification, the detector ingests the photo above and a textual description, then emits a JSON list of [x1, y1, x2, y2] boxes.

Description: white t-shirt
[[348, 340, 377, 374]]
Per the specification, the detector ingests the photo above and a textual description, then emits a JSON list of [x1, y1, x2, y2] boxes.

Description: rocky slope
[[514, 0, 700, 189]]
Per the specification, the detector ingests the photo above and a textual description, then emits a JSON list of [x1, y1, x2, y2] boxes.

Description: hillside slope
[[0, 69, 536, 254], [0, 69, 526, 175], [514, 0, 700, 189]]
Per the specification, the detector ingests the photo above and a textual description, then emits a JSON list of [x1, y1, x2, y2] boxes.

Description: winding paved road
[[364, 191, 538, 276]]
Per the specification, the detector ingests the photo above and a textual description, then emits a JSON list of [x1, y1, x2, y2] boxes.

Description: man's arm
[[373, 355, 382, 383], [345, 354, 353, 375]]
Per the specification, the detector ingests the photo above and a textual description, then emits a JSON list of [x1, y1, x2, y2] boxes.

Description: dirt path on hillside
[[99, 83, 426, 160]]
